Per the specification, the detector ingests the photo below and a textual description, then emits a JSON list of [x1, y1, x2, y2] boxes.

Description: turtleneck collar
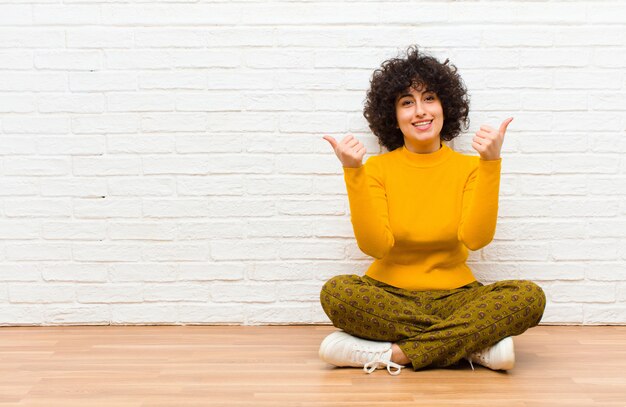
[[399, 143, 452, 167]]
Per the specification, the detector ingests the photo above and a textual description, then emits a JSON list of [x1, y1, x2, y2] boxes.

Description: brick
[[142, 156, 210, 175], [77, 284, 143, 304], [0, 29, 64, 48], [39, 93, 104, 113], [73, 243, 142, 262], [0, 50, 32, 69], [73, 198, 142, 219], [108, 178, 175, 197], [72, 114, 138, 134], [4, 199, 71, 218], [0, 305, 43, 325], [245, 176, 313, 196], [177, 176, 244, 196], [208, 199, 275, 218], [552, 240, 620, 261], [247, 219, 314, 238], [42, 263, 108, 283], [45, 305, 110, 324], [176, 135, 243, 153], [9, 283, 74, 302], [179, 304, 244, 323], [110, 264, 178, 283], [70, 72, 137, 91], [108, 222, 177, 241], [143, 283, 210, 302], [178, 263, 245, 282], [0, 264, 41, 282], [142, 198, 209, 218], [140, 71, 205, 90], [176, 92, 242, 112], [0, 177, 41, 197], [540, 302, 582, 324], [584, 304, 626, 324], [33, 5, 100, 25], [211, 283, 276, 303], [110, 304, 178, 324], [0, 94, 34, 113], [0, 5, 31, 25], [102, 4, 240, 25], [35, 51, 102, 71], [2, 116, 69, 134], [5, 243, 72, 261], [246, 304, 312, 324], [108, 135, 174, 154], [42, 221, 106, 240], [41, 178, 107, 197], [73, 156, 140, 176], [211, 240, 278, 261], [66, 28, 133, 48], [0, 221, 39, 239], [108, 93, 175, 112], [177, 221, 245, 239], [585, 263, 626, 282], [142, 113, 206, 132], [135, 29, 206, 48]]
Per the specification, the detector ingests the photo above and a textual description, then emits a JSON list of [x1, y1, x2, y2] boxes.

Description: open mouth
[[412, 120, 433, 130]]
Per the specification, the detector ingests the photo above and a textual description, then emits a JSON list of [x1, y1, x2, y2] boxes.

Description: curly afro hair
[[363, 45, 470, 151]]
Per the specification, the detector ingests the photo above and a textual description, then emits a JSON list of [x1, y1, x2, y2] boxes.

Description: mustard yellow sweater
[[343, 143, 501, 290]]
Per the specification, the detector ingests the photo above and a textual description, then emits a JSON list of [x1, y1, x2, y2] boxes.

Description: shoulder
[[448, 147, 480, 172]]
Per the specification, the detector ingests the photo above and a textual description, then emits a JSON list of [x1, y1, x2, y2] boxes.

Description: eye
[[401, 99, 413, 106], [425, 94, 436, 101]]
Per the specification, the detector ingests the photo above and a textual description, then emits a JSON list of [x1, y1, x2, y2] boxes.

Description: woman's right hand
[[322, 134, 367, 168]]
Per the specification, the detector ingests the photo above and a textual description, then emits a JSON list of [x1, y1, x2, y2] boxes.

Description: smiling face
[[395, 86, 444, 153]]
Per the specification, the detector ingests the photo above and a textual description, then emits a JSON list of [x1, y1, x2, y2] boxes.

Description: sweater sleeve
[[343, 158, 395, 259], [457, 158, 502, 251]]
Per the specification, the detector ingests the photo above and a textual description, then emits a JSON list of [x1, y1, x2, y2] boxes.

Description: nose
[[413, 100, 426, 117]]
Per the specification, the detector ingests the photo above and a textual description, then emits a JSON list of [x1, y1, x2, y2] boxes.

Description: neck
[[404, 138, 442, 154]]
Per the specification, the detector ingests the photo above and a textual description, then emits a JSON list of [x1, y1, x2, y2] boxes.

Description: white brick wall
[[0, 0, 625, 326]]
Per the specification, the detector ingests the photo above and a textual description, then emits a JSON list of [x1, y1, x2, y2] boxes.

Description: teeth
[[413, 121, 432, 126]]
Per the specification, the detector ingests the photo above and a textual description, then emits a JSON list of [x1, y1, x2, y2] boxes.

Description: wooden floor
[[0, 325, 625, 406]]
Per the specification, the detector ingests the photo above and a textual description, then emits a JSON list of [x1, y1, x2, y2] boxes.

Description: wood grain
[[0, 325, 625, 406]]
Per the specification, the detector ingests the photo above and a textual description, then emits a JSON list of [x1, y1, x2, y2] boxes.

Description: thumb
[[322, 135, 338, 150], [499, 117, 514, 136]]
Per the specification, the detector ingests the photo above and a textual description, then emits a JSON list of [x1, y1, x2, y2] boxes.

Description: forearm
[[344, 166, 394, 259], [458, 159, 501, 250]]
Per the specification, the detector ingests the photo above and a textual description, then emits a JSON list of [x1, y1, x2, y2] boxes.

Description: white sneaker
[[319, 331, 404, 375], [467, 336, 515, 371]]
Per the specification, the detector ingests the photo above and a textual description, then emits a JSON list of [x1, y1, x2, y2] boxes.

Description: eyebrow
[[397, 89, 434, 101]]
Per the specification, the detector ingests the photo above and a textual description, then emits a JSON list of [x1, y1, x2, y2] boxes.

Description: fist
[[472, 117, 513, 161], [323, 134, 367, 168]]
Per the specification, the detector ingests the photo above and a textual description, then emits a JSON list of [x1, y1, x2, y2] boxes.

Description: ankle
[[390, 343, 410, 365]]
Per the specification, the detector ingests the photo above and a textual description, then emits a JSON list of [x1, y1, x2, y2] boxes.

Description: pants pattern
[[320, 274, 546, 370]]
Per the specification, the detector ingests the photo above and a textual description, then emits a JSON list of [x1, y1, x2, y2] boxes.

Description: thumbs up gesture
[[323, 134, 367, 168], [472, 117, 513, 161]]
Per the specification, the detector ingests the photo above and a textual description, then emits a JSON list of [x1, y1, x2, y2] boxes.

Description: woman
[[319, 45, 546, 375]]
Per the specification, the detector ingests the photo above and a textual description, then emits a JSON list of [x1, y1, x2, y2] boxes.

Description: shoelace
[[350, 347, 403, 375], [363, 359, 404, 375], [466, 350, 488, 371]]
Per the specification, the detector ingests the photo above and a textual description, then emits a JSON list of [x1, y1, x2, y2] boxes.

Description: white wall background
[[0, 0, 625, 326]]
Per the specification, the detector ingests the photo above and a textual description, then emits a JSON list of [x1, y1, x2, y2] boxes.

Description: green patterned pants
[[320, 274, 546, 370]]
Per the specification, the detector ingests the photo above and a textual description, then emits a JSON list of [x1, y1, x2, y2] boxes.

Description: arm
[[459, 116, 512, 250], [457, 158, 501, 250], [343, 159, 394, 259]]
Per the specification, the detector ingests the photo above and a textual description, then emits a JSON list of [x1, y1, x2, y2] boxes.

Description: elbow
[[358, 238, 394, 260], [459, 230, 494, 251], [463, 239, 491, 251]]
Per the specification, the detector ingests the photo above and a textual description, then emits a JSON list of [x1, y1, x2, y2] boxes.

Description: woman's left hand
[[472, 117, 513, 160]]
